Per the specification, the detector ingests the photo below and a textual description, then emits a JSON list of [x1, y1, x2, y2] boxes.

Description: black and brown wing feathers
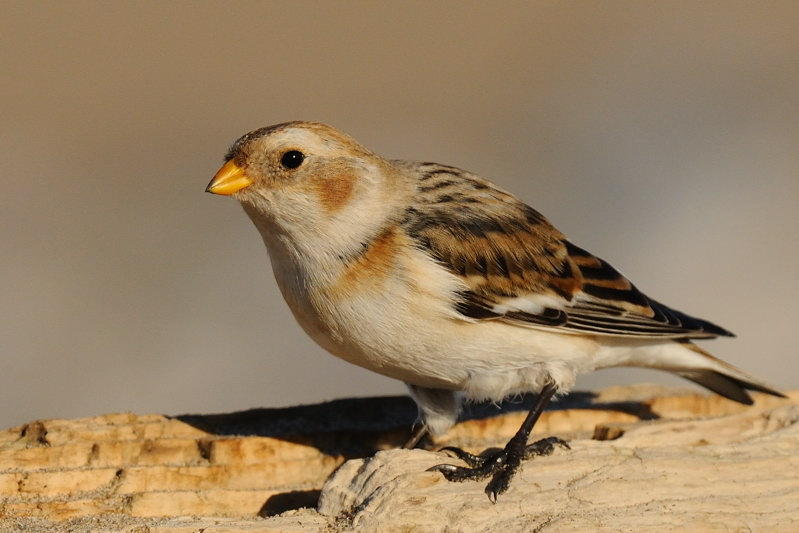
[[563, 241, 733, 338], [402, 163, 733, 339]]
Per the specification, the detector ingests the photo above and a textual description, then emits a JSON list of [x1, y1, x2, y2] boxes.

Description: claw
[[524, 437, 571, 459], [548, 437, 570, 449], [426, 463, 458, 474], [429, 436, 571, 502], [427, 462, 495, 482], [438, 446, 487, 468], [427, 383, 563, 502]]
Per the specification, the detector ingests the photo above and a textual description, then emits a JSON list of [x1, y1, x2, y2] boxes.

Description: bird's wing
[[401, 164, 732, 339]]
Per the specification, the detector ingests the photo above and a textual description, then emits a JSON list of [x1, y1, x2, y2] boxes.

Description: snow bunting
[[206, 121, 784, 501]]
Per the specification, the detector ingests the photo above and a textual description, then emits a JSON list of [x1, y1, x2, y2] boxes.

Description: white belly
[[269, 245, 601, 401]]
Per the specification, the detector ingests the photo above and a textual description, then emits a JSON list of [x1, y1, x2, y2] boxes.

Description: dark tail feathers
[[677, 369, 787, 405]]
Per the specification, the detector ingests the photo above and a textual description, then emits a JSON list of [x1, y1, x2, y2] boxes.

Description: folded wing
[[401, 165, 733, 339]]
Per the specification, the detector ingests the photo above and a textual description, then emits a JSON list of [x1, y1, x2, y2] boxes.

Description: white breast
[[265, 235, 601, 401]]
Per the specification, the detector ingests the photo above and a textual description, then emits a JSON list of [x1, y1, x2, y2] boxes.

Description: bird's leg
[[427, 381, 566, 502], [403, 424, 428, 449]]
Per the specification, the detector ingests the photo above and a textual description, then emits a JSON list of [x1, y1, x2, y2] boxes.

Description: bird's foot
[[427, 437, 569, 503], [523, 436, 570, 459]]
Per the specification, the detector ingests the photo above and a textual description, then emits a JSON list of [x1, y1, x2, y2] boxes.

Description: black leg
[[403, 424, 428, 449], [427, 381, 565, 503]]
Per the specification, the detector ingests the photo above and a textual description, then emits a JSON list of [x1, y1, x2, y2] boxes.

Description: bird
[[205, 121, 785, 502]]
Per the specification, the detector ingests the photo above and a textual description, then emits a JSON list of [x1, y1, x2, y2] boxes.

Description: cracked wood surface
[[0, 385, 796, 532]]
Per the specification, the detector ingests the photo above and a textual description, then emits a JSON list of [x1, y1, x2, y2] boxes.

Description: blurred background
[[2, 1, 797, 429]]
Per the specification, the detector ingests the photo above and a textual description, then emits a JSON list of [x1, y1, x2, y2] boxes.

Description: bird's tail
[[673, 340, 786, 405]]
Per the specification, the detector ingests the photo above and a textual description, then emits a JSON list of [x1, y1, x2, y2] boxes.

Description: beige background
[[1, 1, 797, 429]]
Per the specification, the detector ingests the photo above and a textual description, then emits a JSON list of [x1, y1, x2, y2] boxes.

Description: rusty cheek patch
[[313, 172, 357, 213], [332, 228, 401, 295]]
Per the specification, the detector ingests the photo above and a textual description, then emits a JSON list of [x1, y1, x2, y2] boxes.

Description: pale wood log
[[0, 386, 796, 531]]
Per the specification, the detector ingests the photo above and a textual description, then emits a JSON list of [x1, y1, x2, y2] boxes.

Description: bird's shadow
[[173, 391, 658, 516]]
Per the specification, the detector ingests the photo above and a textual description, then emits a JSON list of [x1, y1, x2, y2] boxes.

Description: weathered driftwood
[[0, 385, 796, 532]]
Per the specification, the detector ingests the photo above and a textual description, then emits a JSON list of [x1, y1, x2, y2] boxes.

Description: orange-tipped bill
[[206, 160, 252, 195]]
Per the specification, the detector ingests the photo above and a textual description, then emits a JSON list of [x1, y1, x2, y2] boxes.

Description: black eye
[[280, 150, 304, 169]]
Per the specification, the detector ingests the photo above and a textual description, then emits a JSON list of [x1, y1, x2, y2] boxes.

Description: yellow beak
[[206, 160, 252, 195]]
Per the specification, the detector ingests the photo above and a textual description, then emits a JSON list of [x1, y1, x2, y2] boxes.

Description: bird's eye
[[280, 150, 305, 169]]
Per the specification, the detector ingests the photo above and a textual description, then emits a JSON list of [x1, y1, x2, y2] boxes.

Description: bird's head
[[207, 122, 409, 259]]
